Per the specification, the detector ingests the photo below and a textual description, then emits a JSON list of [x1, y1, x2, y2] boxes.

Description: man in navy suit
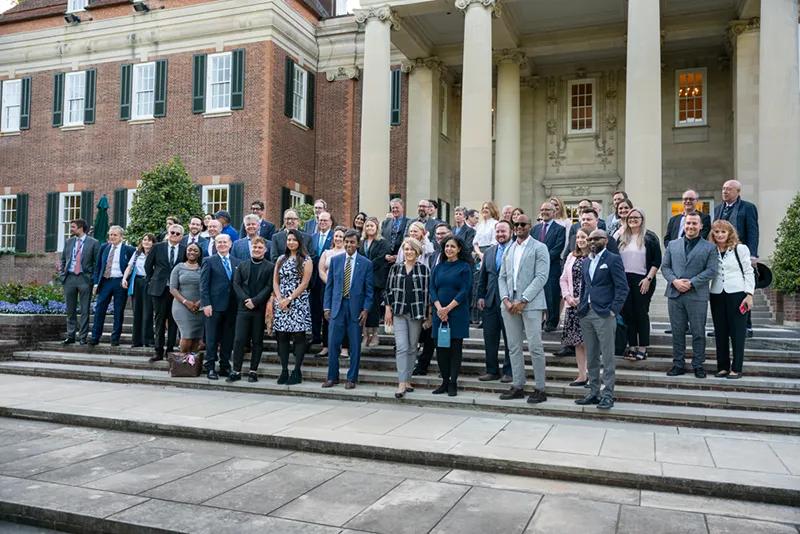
[[200, 234, 241, 380], [303, 199, 327, 235], [310, 211, 333, 345], [182, 217, 209, 254], [322, 230, 373, 389], [380, 198, 409, 261], [233, 214, 270, 261], [532, 202, 567, 332], [89, 226, 136, 346], [239, 200, 276, 241], [574, 229, 628, 410]]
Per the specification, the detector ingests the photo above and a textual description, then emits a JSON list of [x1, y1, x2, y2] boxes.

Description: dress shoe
[[247, 372, 258, 383], [218, 368, 230, 378], [478, 373, 500, 381], [553, 346, 575, 357], [412, 366, 428, 376], [131, 344, 143, 348], [345, 381, 356, 390], [287, 369, 302, 385], [321, 380, 338, 388], [575, 394, 600, 405], [447, 382, 457, 397], [277, 369, 289, 385], [499, 387, 524, 400], [404, 386, 414, 393], [569, 379, 588, 387], [597, 396, 614, 410], [746, 329, 754, 338], [727, 372, 742, 379], [664, 329, 672, 334], [78, 339, 88, 346], [526, 389, 547, 404], [394, 390, 405, 399], [110, 340, 120, 347], [62, 337, 76, 345], [707, 331, 716, 337], [666, 366, 685, 376], [148, 354, 164, 363], [432, 382, 448, 395], [207, 369, 219, 380], [500, 374, 513, 383], [694, 367, 707, 379], [226, 372, 241, 383], [87, 339, 99, 346]]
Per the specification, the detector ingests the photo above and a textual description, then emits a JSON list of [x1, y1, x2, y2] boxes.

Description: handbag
[[168, 351, 203, 377], [437, 322, 451, 348], [127, 274, 135, 297]]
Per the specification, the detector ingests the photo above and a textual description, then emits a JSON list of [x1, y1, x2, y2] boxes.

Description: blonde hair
[[573, 229, 591, 258], [708, 219, 740, 250], [618, 208, 647, 250], [407, 221, 427, 238], [480, 201, 499, 221], [402, 237, 423, 258], [549, 197, 567, 220]]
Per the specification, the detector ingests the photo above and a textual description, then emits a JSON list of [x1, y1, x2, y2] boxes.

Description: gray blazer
[[661, 238, 718, 302], [59, 235, 100, 284], [497, 238, 549, 311]]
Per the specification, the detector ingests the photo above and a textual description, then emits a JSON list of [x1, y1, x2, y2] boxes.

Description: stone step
[[0, 360, 797, 434]]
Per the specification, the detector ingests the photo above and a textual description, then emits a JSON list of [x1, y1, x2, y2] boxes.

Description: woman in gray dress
[[169, 243, 203, 354]]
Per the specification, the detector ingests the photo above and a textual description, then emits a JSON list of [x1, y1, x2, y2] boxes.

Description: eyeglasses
[[682, 198, 697, 202], [251, 207, 263, 212], [513, 222, 529, 227], [626, 216, 642, 221], [169, 231, 182, 236], [587, 237, 607, 241]]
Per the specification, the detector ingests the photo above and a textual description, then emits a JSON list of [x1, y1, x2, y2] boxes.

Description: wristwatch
[[646, 276, 654, 281]]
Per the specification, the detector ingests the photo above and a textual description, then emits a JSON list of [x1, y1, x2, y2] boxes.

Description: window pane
[[207, 54, 232, 112], [133, 63, 155, 119], [292, 65, 306, 124], [1, 80, 21, 132], [0, 196, 17, 250], [569, 80, 594, 133], [65, 72, 85, 125], [677, 69, 706, 125]]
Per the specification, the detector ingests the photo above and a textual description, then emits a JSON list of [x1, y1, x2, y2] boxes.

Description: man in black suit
[[145, 224, 186, 361], [89, 225, 136, 346], [60, 219, 100, 345], [203, 220, 221, 258], [664, 189, 711, 247], [270, 208, 313, 262], [239, 200, 276, 241], [477, 219, 512, 381], [452, 206, 476, 252], [533, 202, 567, 332], [200, 234, 242, 379], [182, 217, 209, 253], [380, 198, 409, 261], [408, 199, 441, 236]]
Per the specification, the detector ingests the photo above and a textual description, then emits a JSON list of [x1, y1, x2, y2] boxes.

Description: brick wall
[[0, 255, 60, 284], [0, 314, 64, 347], [763, 288, 800, 325]]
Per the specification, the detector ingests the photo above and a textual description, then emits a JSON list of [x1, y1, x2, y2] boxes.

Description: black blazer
[[565, 232, 618, 259], [577, 250, 628, 318], [240, 219, 277, 242], [713, 198, 759, 256], [359, 238, 392, 289], [145, 241, 187, 296], [663, 212, 711, 248], [532, 221, 566, 274], [453, 224, 476, 253], [269, 230, 313, 262], [380, 216, 409, 254], [477, 242, 507, 308], [199, 254, 242, 311], [232, 259, 275, 313]]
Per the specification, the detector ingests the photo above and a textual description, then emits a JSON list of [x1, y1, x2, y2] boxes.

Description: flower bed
[[0, 300, 67, 315]]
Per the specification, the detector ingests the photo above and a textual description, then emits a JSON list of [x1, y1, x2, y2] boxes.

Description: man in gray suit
[[59, 219, 100, 345], [661, 213, 718, 378], [477, 219, 512, 382], [270, 208, 313, 262], [497, 214, 550, 403]]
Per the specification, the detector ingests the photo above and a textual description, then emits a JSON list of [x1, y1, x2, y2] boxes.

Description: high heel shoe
[[394, 388, 405, 399], [432, 382, 448, 395], [277, 369, 289, 385]]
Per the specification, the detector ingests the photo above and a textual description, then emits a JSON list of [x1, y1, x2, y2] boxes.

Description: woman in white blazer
[[708, 220, 755, 379]]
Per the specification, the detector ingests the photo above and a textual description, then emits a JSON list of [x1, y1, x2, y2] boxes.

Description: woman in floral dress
[[559, 228, 591, 387]]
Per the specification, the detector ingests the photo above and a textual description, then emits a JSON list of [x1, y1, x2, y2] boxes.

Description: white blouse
[[474, 218, 498, 248], [710, 244, 755, 295]]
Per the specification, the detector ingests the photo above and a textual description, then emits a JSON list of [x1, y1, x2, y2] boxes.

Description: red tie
[[72, 239, 83, 275]]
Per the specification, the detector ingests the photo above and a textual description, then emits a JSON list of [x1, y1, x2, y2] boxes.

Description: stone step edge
[[0, 363, 797, 434], [0, 406, 796, 508]]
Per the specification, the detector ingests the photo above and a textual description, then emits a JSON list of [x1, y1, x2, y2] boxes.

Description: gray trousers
[[580, 309, 616, 399], [394, 315, 422, 382], [63, 273, 92, 341], [501, 302, 545, 390], [668, 297, 708, 369]]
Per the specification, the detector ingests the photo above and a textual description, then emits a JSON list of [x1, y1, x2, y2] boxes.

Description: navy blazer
[[181, 235, 210, 256], [231, 236, 271, 261], [94, 243, 136, 285], [713, 198, 759, 257], [380, 216, 409, 254], [199, 254, 242, 312], [311, 230, 334, 260], [577, 250, 628, 318], [303, 218, 317, 235], [240, 219, 276, 242], [532, 221, 566, 273], [323, 253, 374, 320], [663, 212, 711, 248]]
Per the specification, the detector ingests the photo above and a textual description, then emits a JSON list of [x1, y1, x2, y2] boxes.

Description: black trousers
[[436, 338, 464, 384], [710, 291, 748, 373], [482, 301, 511, 376], [365, 288, 384, 328], [131, 276, 154, 346], [232, 310, 266, 373], [152, 290, 177, 352], [416, 325, 436, 371], [276, 331, 306, 371], [544, 269, 561, 329], [310, 281, 324, 344], [621, 272, 656, 347], [204, 307, 237, 371]]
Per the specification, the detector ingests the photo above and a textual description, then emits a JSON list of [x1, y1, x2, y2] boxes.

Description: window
[[0, 195, 17, 251], [669, 197, 713, 217], [64, 72, 86, 126], [67, 0, 87, 13], [568, 79, 595, 134], [289, 190, 304, 208], [439, 80, 448, 137], [390, 69, 401, 125], [1, 80, 21, 133], [202, 185, 229, 215], [58, 192, 81, 252], [292, 64, 307, 125], [206, 52, 232, 113], [675, 68, 707, 127], [132, 62, 155, 119]]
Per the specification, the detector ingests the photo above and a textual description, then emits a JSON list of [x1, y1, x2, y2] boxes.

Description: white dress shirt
[[710, 244, 755, 295], [108, 245, 123, 278], [512, 236, 531, 292]]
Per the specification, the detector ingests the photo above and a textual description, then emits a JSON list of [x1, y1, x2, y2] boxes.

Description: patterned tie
[[169, 245, 176, 266], [72, 239, 83, 275], [342, 256, 352, 298], [222, 256, 232, 280], [103, 245, 116, 279], [721, 204, 732, 220], [539, 222, 547, 242]]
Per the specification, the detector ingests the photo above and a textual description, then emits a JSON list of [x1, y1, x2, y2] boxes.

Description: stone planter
[[0, 314, 65, 348], [763, 288, 800, 326]]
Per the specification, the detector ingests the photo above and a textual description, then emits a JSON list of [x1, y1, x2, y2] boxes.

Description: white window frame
[[292, 64, 308, 125], [131, 62, 156, 120], [58, 192, 81, 252], [439, 79, 448, 137], [1, 80, 22, 133], [0, 195, 17, 251], [126, 188, 137, 227], [205, 52, 232, 113], [567, 78, 596, 134], [675, 67, 708, 127], [289, 191, 304, 208], [201, 185, 229, 215], [66, 0, 87, 13], [64, 71, 86, 127]]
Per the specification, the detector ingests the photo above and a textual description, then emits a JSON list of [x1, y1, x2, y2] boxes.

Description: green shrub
[[0, 282, 63, 304], [296, 203, 315, 226], [772, 192, 800, 294]]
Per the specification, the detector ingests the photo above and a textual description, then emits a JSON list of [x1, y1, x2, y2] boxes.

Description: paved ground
[[0, 417, 798, 534]]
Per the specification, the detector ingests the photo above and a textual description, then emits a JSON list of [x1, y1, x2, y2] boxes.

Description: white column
[[456, 0, 495, 209], [406, 58, 442, 203], [623, 1, 662, 238], [731, 19, 760, 201], [354, 6, 398, 212], [758, 0, 800, 260], [494, 49, 524, 208]]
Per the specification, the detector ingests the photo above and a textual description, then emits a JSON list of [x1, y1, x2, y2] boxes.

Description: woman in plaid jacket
[[385, 237, 431, 399]]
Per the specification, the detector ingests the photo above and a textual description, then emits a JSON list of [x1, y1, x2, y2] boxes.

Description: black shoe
[[694, 368, 707, 379], [287, 369, 302, 385], [148, 354, 164, 363], [478, 373, 501, 381], [526, 389, 547, 404], [78, 338, 88, 346], [110, 340, 120, 347], [247, 372, 258, 383], [500, 375, 513, 383], [207, 369, 219, 380], [553, 346, 575, 357], [499, 387, 524, 400], [277, 369, 289, 385], [87, 339, 99, 346], [575, 394, 600, 405], [218, 368, 230, 378], [707, 332, 716, 337], [569, 379, 588, 387], [447, 382, 457, 397], [432, 382, 448, 395], [412, 366, 428, 376], [666, 366, 685, 376], [664, 329, 672, 334], [225, 372, 241, 383], [62, 337, 76, 345], [597, 396, 614, 410], [746, 329, 754, 338], [131, 344, 143, 348]]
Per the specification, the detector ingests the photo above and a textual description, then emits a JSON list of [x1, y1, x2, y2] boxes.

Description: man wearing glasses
[[239, 200, 276, 241], [664, 190, 710, 247], [303, 199, 328, 235], [270, 209, 314, 262], [145, 224, 187, 362]]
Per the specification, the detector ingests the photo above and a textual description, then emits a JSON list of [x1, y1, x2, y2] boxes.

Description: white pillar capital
[[402, 57, 444, 74], [455, 0, 499, 15], [494, 48, 526, 67], [324, 66, 360, 82], [353, 5, 400, 30]]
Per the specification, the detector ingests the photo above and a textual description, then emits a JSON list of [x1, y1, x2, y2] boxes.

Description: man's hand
[[477, 298, 485, 311], [511, 301, 526, 315], [672, 279, 691, 293], [503, 299, 514, 313], [244, 298, 255, 310], [384, 309, 393, 327], [359, 310, 368, 327], [203, 305, 213, 317], [324, 310, 331, 321], [386, 254, 396, 263], [121, 279, 128, 290]]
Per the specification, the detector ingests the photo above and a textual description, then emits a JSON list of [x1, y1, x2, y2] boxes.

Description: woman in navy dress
[[430, 235, 473, 397]]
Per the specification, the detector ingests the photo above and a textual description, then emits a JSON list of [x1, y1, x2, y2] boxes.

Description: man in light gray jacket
[[497, 214, 550, 404]]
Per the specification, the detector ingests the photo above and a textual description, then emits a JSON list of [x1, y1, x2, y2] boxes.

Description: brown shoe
[[478, 373, 501, 381], [345, 381, 356, 389], [321, 380, 338, 388], [500, 375, 513, 383]]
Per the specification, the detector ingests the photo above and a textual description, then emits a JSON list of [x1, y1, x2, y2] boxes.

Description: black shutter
[[120, 64, 132, 120], [113, 188, 127, 227], [20, 78, 31, 130], [304, 194, 313, 205], [280, 187, 291, 219], [154, 59, 168, 117], [45, 192, 59, 252], [14, 193, 28, 253], [231, 49, 245, 110], [390, 69, 401, 125], [306, 71, 315, 129], [84, 69, 96, 124], [194, 184, 203, 209], [192, 54, 206, 114], [80, 190, 94, 223], [229, 182, 244, 231], [284, 57, 294, 118], [52, 73, 64, 127]]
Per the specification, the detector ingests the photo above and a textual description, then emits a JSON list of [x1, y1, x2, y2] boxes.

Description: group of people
[[58, 178, 759, 408]]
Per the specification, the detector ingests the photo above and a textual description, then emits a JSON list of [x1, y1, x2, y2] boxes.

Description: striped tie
[[342, 256, 352, 298]]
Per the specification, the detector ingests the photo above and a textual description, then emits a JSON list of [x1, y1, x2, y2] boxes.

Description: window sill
[[128, 118, 154, 125], [567, 131, 596, 138], [0, 131, 21, 137], [673, 123, 708, 129], [60, 124, 85, 131], [290, 119, 309, 131], [203, 111, 232, 119]]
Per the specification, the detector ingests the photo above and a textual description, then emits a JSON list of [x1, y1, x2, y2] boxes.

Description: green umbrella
[[93, 195, 110, 244]]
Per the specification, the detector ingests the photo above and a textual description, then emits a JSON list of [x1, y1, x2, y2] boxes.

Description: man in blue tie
[[477, 220, 512, 381], [200, 234, 241, 380], [310, 211, 333, 346]]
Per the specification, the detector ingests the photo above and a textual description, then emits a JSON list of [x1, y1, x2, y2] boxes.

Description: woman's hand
[[740, 294, 754, 313], [422, 317, 432, 330], [639, 277, 651, 295], [437, 307, 449, 322], [277, 297, 291, 311], [384, 309, 393, 327]]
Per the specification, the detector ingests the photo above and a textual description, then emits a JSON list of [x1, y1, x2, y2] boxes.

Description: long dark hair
[[279, 229, 308, 277], [437, 235, 473, 266], [137, 233, 156, 254], [352, 212, 368, 230]]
